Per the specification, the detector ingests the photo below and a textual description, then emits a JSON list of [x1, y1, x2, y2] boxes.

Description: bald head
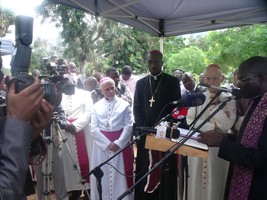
[[182, 72, 195, 91], [68, 62, 77, 73], [85, 76, 98, 92], [203, 64, 224, 93]]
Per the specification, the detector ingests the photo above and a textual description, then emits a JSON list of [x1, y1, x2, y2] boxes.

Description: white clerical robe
[[90, 96, 134, 200], [186, 91, 236, 200], [61, 88, 93, 191]]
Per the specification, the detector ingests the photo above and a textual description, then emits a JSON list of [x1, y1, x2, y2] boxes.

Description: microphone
[[171, 107, 188, 119], [200, 83, 243, 99], [169, 92, 206, 107], [135, 127, 180, 139]]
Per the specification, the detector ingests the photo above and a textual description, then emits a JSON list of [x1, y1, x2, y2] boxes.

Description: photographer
[[0, 78, 53, 199]]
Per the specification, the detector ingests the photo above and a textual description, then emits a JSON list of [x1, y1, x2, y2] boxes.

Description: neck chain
[[149, 73, 164, 107]]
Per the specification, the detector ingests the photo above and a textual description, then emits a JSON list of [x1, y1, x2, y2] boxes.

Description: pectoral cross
[[149, 96, 155, 107]]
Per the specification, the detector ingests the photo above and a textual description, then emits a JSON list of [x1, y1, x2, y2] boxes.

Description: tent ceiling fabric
[[48, 0, 267, 37]]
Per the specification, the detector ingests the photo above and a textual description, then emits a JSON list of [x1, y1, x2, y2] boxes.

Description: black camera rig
[[9, 15, 74, 107]]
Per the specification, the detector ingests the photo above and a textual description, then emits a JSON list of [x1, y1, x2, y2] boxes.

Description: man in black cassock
[[133, 50, 181, 200]]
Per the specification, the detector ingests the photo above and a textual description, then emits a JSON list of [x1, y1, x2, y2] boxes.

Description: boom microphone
[[169, 92, 206, 107], [135, 127, 180, 139], [200, 83, 243, 99]]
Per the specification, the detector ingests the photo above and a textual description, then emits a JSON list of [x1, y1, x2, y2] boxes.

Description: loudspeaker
[[15, 15, 33, 46]]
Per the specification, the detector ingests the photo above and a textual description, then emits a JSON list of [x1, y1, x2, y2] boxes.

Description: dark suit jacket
[[0, 118, 33, 199]]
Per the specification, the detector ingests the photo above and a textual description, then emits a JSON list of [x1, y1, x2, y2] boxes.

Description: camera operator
[[0, 78, 53, 199], [67, 62, 85, 89]]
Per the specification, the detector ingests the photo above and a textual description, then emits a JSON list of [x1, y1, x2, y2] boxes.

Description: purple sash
[[228, 92, 267, 199], [101, 129, 134, 188], [68, 119, 90, 182]]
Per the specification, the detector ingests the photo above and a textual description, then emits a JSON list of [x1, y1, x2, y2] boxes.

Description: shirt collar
[[150, 71, 163, 80]]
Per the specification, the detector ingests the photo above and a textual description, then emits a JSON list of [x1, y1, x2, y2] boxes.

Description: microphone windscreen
[[172, 107, 188, 119], [185, 93, 206, 107]]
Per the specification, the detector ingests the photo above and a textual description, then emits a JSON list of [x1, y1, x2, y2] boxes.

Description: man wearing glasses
[[200, 56, 267, 200]]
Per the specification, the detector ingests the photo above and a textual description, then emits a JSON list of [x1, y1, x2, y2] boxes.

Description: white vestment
[[61, 88, 93, 191], [186, 91, 236, 200], [90, 96, 134, 200]]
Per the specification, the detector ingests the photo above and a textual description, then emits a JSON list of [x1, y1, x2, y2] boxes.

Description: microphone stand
[[82, 130, 148, 200], [154, 107, 179, 127], [117, 97, 233, 200]]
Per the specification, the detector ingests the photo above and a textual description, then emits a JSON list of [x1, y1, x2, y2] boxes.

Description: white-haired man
[[186, 64, 236, 200], [90, 77, 134, 200]]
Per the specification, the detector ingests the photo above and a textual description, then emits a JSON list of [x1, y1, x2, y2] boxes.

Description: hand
[[107, 142, 119, 152], [65, 124, 76, 135], [7, 78, 43, 122], [31, 99, 54, 141], [199, 130, 226, 147]]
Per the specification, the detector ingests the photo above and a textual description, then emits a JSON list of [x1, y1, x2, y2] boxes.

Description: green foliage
[[36, 1, 104, 75], [98, 21, 158, 73], [164, 46, 206, 75], [0, 6, 15, 37], [35, 1, 267, 78], [30, 38, 62, 74], [197, 24, 267, 81], [36, 1, 159, 75]]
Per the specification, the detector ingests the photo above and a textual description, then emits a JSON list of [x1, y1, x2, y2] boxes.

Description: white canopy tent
[[48, 0, 267, 37], [0, 38, 13, 56]]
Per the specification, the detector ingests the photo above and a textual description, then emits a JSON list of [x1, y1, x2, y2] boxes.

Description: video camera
[[10, 15, 75, 107], [43, 57, 69, 76]]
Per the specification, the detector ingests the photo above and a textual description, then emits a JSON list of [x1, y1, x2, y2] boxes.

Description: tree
[[165, 46, 206, 75], [30, 37, 62, 73], [36, 1, 159, 76], [196, 25, 267, 74], [0, 6, 15, 37], [36, 1, 109, 76], [98, 20, 158, 73]]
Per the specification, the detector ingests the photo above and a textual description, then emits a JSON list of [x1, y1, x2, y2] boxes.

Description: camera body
[[14, 73, 75, 108]]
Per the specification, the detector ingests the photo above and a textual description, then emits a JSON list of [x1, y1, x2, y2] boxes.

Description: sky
[[1, 0, 59, 41], [1, 0, 60, 67]]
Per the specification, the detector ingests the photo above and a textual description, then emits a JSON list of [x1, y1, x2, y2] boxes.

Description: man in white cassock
[[61, 72, 93, 200], [186, 64, 236, 200], [90, 77, 134, 200]]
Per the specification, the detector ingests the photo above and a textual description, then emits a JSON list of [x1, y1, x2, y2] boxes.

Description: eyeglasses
[[237, 73, 258, 85]]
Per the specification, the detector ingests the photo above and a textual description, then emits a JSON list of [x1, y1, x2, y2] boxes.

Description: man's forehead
[[204, 67, 222, 77], [102, 82, 115, 89]]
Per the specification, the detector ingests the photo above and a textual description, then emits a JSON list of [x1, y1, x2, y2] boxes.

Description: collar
[[150, 71, 163, 80], [104, 95, 117, 102]]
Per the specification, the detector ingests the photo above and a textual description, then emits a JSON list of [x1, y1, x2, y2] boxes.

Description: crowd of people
[[0, 51, 267, 200]]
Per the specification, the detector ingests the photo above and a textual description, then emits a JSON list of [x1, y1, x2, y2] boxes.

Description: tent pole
[[160, 36, 164, 54], [160, 36, 164, 70]]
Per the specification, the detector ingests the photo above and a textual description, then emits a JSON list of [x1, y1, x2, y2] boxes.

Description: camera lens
[[42, 83, 62, 107]]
